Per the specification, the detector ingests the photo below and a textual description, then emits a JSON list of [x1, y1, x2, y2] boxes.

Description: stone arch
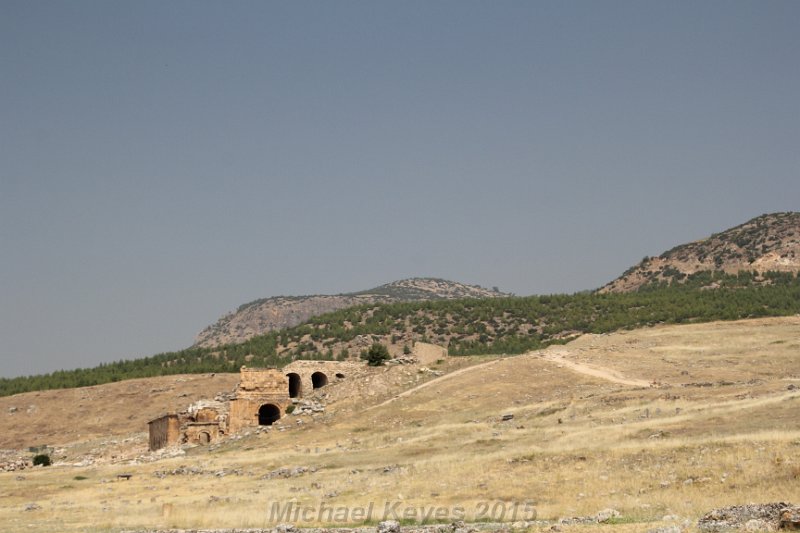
[[258, 404, 281, 426], [287, 372, 302, 398], [311, 371, 328, 389], [198, 431, 211, 444]]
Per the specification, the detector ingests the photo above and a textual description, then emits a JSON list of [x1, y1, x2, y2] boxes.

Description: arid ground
[[1, 317, 799, 532]]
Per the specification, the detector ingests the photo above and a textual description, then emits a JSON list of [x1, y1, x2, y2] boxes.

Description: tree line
[[1, 270, 798, 397]]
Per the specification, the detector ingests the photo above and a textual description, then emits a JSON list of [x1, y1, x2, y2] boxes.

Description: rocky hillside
[[194, 278, 508, 348], [600, 212, 800, 293]]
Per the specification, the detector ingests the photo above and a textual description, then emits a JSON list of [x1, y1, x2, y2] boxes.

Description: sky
[[1, 1, 799, 378]]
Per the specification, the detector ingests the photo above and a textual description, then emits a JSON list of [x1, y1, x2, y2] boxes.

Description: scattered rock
[[0, 458, 33, 472], [261, 466, 315, 480], [378, 520, 401, 533], [559, 515, 596, 525], [595, 508, 621, 523], [501, 414, 514, 421], [744, 519, 773, 532], [24, 503, 41, 512], [698, 502, 791, 531], [451, 520, 479, 533], [387, 355, 418, 365], [780, 505, 800, 530], [290, 399, 326, 415]]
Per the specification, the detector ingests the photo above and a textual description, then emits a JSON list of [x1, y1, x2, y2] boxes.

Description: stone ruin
[[147, 360, 362, 451]]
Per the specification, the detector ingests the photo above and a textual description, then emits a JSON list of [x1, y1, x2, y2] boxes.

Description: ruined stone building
[[148, 345, 445, 451], [147, 361, 358, 451]]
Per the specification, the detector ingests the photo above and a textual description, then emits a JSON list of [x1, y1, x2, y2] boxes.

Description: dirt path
[[369, 358, 503, 410], [371, 346, 650, 411], [535, 349, 651, 387]]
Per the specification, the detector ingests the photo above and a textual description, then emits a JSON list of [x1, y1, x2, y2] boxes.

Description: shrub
[[285, 404, 295, 414], [32, 454, 51, 467], [362, 343, 390, 366]]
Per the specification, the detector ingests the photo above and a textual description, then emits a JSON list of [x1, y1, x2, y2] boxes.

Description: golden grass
[[2, 317, 800, 532]]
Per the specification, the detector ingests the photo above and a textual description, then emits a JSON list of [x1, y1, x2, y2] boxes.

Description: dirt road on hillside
[[371, 347, 651, 411], [369, 359, 503, 409], [536, 349, 651, 387]]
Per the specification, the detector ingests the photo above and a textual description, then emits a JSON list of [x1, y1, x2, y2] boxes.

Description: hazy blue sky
[[2, 1, 798, 378]]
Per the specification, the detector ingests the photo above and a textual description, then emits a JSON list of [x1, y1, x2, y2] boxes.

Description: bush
[[285, 404, 295, 414], [32, 454, 51, 467], [362, 343, 390, 366]]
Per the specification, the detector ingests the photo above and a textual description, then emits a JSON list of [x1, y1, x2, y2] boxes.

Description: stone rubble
[[558, 508, 621, 525], [698, 502, 795, 532], [260, 466, 317, 480], [387, 355, 419, 365], [153, 466, 247, 478], [120, 519, 541, 533], [291, 399, 326, 415], [780, 506, 800, 530], [0, 457, 33, 472]]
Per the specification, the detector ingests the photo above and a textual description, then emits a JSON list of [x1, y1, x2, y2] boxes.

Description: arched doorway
[[198, 431, 211, 444], [287, 373, 302, 398], [258, 404, 281, 426], [311, 372, 328, 389]]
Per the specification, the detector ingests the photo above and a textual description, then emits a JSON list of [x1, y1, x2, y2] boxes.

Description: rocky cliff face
[[194, 278, 508, 348], [600, 212, 800, 293]]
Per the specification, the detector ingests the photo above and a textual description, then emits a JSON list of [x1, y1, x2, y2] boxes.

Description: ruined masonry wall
[[282, 360, 362, 397], [148, 414, 180, 451], [412, 342, 448, 366]]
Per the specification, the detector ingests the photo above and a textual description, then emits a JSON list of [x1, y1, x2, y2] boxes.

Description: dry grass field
[[0, 373, 240, 450], [1, 316, 799, 532]]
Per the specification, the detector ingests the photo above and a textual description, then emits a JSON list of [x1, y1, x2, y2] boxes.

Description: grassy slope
[[2, 316, 799, 532]]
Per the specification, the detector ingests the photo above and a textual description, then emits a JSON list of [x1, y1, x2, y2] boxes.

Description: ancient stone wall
[[227, 367, 290, 433], [412, 342, 448, 366], [149, 351, 443, 450], [184, 422, 220, 444], [281, 360, 361, 399], [148, 414, 180, 451]]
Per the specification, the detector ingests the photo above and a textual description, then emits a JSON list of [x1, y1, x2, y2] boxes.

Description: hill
[[4, 213, 800, 398], [194, 278, 509, 348], [600, 212, 800, 293], [3, 272, 799, 397], [3, 316, 800, 532]]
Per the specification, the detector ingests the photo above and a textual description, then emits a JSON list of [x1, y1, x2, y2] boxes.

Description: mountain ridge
[[194, 278, 509, 348], [600, 211, 800, 293]]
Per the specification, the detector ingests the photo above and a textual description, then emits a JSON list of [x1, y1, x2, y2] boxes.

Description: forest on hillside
[[2, 270, 798, 397]]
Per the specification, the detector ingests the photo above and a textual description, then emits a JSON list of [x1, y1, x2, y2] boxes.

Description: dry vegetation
[[1, 317, 799, 532], [601, 212, 800, 293], [0, 373, 239, 450]]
